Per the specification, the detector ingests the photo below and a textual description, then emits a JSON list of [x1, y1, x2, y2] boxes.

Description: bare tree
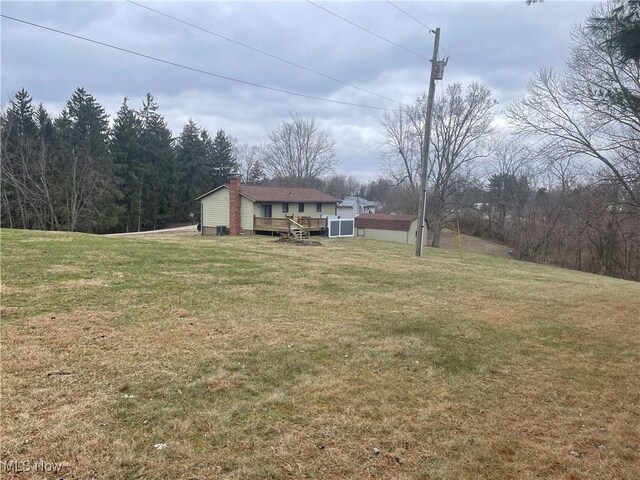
[[1, 92, 61, 230], [482, 134, 538, 237], [507, 3, 640, 207], [501, 4, 640, 278], [429, 82, 497, 247], [484, 133, 537, 180], [235, 143, 265, 184], [380, 99, 425, 190], [322, 173, 363, 199], [259, 113, 336, 187], [378, 84, 495, 236]]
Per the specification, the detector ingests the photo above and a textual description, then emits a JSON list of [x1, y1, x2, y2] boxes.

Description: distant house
[[355, 213, 428, 245], [337, 196, 378, 218], [196, 175, 339, 236]]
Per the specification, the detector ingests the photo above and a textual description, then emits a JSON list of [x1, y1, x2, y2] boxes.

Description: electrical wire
[[0, 14, 394, 112], [438, 39, 451, 64], [128, 1, 401, 106], [306, 0, 429, 61], [342, 141, 382, 162], [385, 0, 432, 32]]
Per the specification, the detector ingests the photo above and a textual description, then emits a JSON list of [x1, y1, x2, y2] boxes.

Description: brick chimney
[[229, 173, 242, 235]]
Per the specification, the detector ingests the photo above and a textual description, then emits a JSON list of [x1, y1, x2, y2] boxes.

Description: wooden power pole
[[415, 27, 446, 257]]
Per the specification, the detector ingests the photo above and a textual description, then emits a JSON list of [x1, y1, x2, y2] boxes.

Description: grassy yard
[[1, 229, 638, 479]]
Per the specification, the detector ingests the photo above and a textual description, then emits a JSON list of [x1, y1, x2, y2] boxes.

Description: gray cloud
[[1, 0, 595, 180]]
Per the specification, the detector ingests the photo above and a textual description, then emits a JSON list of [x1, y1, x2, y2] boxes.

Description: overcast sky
[[1, 0, 595, 180]]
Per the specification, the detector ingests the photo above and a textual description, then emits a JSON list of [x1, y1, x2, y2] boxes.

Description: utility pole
[[415, 27, 446, 257]]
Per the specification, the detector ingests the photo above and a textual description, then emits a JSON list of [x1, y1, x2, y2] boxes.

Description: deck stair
[[288, 218, 310, 240]]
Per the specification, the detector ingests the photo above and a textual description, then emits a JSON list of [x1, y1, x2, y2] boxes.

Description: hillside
[[1, 229, 638, 479], [431, 227, 512, 259]]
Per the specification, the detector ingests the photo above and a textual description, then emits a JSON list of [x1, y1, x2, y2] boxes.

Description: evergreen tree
[[246, 159, 266, 184], [111, 98, 143, 232], [34, 103, 60, 230], [0, 88, 244, 232], [0, 89, 41, 229], [175, 119, 207, 220], [54, 87, 117, 232], [236, 143, 265, 184], [200, 128, 216, 187], [590, 0, 640, 62], [206, 129, 238, 187], [139, 93, 175, 229]]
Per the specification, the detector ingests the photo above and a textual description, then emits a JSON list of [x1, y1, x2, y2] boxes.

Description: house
[[196, 174, 339, 236], [337, 196, 379, 218], [355, 213, 428, 245]]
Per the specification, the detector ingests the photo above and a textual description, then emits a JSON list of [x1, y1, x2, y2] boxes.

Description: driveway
[[104, 225, 198, 237]]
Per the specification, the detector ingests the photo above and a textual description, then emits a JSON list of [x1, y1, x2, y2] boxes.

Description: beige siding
[[275, 203, 290, 216], [240, 196, 254, 231], [361, 228, 409, 244], [360, 220, 426, 245], [337, 206, 355, 218], [201, 188, 229, 228], [254, 202, 337, 218], [321, 202, 337, 216]]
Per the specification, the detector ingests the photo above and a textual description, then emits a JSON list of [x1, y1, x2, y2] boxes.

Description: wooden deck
[[254, 216, 327, 234]]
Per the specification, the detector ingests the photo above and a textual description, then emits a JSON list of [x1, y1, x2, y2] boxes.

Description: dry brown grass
[[434, 227, 512, 258], [1, 229, 638, 479]]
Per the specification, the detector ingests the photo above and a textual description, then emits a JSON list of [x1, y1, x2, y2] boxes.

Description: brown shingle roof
[[240, 185, 339, 203], [355, 213, 417, 232]]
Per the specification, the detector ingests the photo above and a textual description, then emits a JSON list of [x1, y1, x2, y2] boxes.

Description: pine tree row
[[1, 88, 239, 233]]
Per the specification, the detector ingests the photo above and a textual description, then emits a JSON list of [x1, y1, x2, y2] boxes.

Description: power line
[[343, 141, 382, 162], [385, 1, 432, 31], [440, 44, 452, 63], [128, 0, 401, 105], [0, 14, 394, 112], [306, 0, 429, 61]]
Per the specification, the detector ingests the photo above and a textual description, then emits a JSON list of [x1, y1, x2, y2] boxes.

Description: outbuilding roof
[[355, 213, 417, 232], [339, 196, 378, 208], [240, 186, 339, 203]]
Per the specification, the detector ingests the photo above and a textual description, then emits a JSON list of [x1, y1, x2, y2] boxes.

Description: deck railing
[[254, 216, 327, 231], [295, 217, 327, 229], [254, 217, 289, 230]]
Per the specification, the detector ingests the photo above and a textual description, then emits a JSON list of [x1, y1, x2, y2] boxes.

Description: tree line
[[375, 1, 639, 280], [1, 89, 240, 233]]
